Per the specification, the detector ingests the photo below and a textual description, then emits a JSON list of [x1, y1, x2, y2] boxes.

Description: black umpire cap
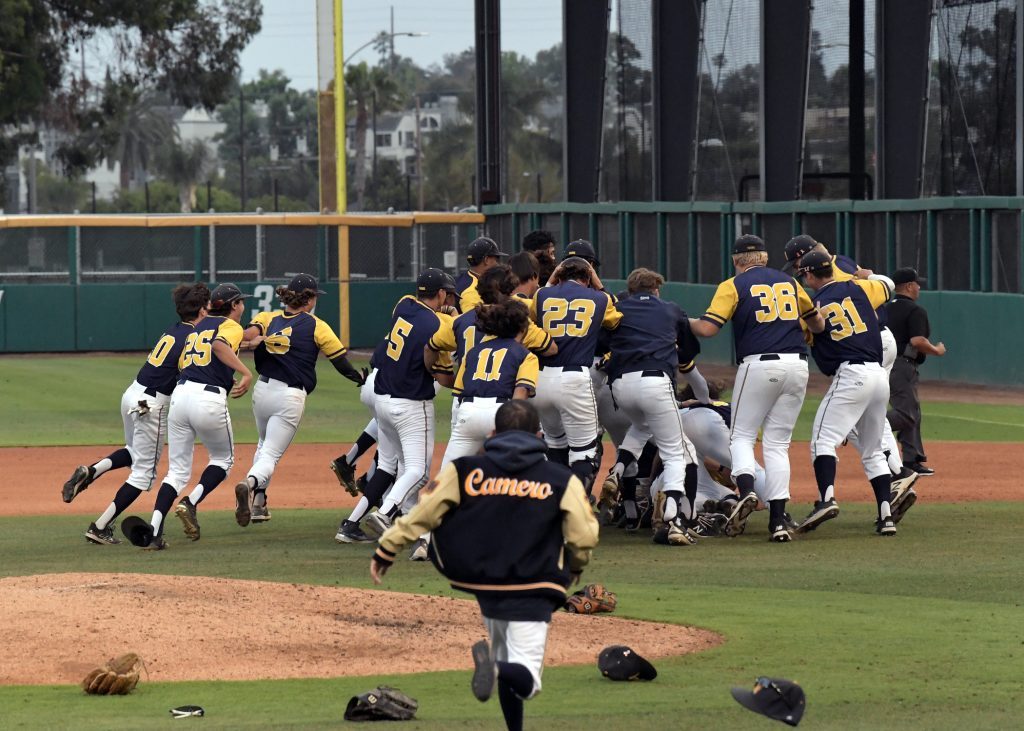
[[210, 283, 251, 307], [784, 234, 819, 262], [732, 234, 766, 254], [597, 646, 657, 681], [795, 249, 832, 276], [731, 677, 806, 726], [416, 267, 448, 294], [892, 267, 927, 287], [467, 236, 509, 265], [564, 239, 600, 267], [286, 273, 326, 295]]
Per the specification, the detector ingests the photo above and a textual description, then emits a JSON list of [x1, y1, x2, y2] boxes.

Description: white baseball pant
[[440, 397, 503, 468], [482, 616, 549, 698], [611, 371, 696, 494], [730, 354, 809, 502], [533, 367, 599, 463], [162, 380, 235, 492], [593, 366, 633, 447], [847, 328, 901, 472], [360, 369, 379, 416], [120, 380, 170, 491], [248, 377, 306, 491], [681, 406, 767, 499], [811, 362, 890, 481], [375, 395, 435, 514]]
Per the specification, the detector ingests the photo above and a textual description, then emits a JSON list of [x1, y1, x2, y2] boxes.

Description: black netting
[[0, 227, 70, 283], [924, 0, 1017, 196]]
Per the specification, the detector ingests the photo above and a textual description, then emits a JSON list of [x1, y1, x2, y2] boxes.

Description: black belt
[[143, 386, 158, 398], [844, 360, 867, 366], [258, 374, 304, 391], [641, 369, 666, 378], [178, 378, 224, 395], [459, 395, 509, 404], [757, 353, 807, 361], [544, 365, 584, 372]]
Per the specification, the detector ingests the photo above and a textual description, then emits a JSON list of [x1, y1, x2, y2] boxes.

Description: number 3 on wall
[[250, 284, 275, 321]]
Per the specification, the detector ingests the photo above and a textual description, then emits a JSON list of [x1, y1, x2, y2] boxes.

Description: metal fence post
[[511, 214, 520, 250], [388, 225, 396, 280], [193, 226, 203, 281], [1020, 209, 1024, 294], [256, 224, 264, 281], [688, 213, 698, 283], [315, 225, 327, 281], [67, 226, 78, 285], [979, 208, 992, 292], [410, 225, 419, 279], [885, 212, 897, 274], [968, 209, 979, 291], [618, 211, 629, 278], [560, 213, 570, 254], [844, 211, 855, 261], [926, 210, 938, 290], [209, 224, 217, 282], [656, 212, 667, 276]]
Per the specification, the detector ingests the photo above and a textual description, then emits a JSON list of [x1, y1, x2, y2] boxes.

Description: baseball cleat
[[890, 487, 917, 524], [688, 512, 728, 538], [470, 640, 497, 702], [769, 524, 793, 543], [143, 535, 169, 551], [667, 519, 697, 546], [234, 481, 252, 527], [62, 466, 93, 504], [409, 537, 430, 561], [365, 510, 393, 537], [796, 498, 840, 534], [330, 458, 359, 496], [174, 499, 201, 541], [724, 493, 759, 537], [907, 462, 935, 477], [875, 516, 897, 536], [335, 520, 373, 544], [85, 522, 121, 545], [251, 503, 271, 523], [889, 467, 919, 497]]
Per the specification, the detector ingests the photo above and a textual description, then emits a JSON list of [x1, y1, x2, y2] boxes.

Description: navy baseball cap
[[731, 677, 806, 726], [784, 235, 819, 262], [564, 239, 600, 266], [210, 283, 251, 306], [417, 267, 448, 293], [733, 234, 766, 254], [441, 273, 458, 293], [892, 267, 927, 287], [795, 249, 832, 276], [467, 237, 509, 264], [597, 646, 657, 681], [286, 273, 326, 295]]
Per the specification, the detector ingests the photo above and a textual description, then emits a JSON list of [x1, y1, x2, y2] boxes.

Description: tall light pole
[[344, 31, 427, 67]]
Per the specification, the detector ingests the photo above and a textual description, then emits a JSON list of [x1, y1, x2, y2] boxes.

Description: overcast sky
[[239, 0, 563, 89]]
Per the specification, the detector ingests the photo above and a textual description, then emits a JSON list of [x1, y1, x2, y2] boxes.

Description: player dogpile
[[60, 230, 922, 552]]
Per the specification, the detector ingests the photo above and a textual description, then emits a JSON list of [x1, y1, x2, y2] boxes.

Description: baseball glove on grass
[[344, 685, 419, 722], [564, 583, 618, 614], [81, 652, 144, 695]]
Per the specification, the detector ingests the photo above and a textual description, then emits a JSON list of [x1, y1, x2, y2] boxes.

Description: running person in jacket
[[63, 283, 209, 544], [234, 273, 365, 525], [370, 400, 599, 731], [124, 284, 253, 549]]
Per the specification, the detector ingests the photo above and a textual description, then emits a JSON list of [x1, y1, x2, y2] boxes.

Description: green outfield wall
[[1, 281, 1018, 388]]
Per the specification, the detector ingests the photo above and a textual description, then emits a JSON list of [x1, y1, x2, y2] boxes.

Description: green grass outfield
[[1, 504, 1022, 729], [1, 353, 1022, 446]]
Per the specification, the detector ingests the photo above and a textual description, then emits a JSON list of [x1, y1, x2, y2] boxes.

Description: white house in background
[[345, 95, 464, 176]]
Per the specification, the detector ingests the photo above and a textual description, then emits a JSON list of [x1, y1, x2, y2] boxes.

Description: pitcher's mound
[[0, 573, 721, 686]]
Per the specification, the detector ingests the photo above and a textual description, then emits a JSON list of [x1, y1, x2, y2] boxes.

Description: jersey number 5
[[180, 330, 215, 368], [819, 297, 868, 341], [750, 283, 798, 323], [542, 298, 596, 337], [386, 318, 413, 361]]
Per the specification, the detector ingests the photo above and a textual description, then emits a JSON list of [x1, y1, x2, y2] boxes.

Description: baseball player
[[521, 229, 557, 283], [456, 237, 510, 313], [335, 268, 454, 543], [440, 300, 539, 466], [63, 283, 210, 545], [690, 235, 825, 542], [370, 400, 599, 731], [532, 257, 621, 490], [605, 268, 706, 546], [792, 250, 914, 536], [509, 251, 542, 301], [125, 283, 253, 549], [232, 274, 365, 525]]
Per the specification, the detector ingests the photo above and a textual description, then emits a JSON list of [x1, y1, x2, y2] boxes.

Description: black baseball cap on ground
[[731, 677, 806, 727], [417, 268, 448, 293], [733, 234, 766, 254], [467, 237, 510, 264], [564, 239, 600, 266], [597, 646, 657, 681], [892, 267, 927, 287], [795, 249, 832, 276], [210, 283, 251, 306], [286, 273, 326, 295]]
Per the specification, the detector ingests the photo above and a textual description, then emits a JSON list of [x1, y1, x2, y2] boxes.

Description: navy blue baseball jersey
[[833, 254, 859, 277], [179, 315, 244, 391], [374, 295, 453, 400], [686, 400, 732, 425], [136, 322, 196, 395], [455, 270, 481, 313], [455, 337, 539, 399], [702, 266, 818, 363], [249, 310, 347, 393], [606, 293, 699, 383], [810, 279, 891, 376], [532, 280, 621, 368], [430, 305, 552, 364]]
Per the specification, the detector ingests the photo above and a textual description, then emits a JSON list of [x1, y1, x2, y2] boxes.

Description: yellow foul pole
[[334, 0, 350, 346]]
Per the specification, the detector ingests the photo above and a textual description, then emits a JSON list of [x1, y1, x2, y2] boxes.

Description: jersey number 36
[[750, 283, 798, 323]]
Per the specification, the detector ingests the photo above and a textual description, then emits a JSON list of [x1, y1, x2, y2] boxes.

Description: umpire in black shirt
[[886, 268, 947, 476]]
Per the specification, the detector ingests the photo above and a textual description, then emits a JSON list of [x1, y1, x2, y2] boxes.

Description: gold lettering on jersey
[[463, 468, 553, 500]]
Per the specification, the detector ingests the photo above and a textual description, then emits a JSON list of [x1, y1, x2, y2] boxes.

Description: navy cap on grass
[[597, 646, 657, 681], [731, 677, 806, 726]]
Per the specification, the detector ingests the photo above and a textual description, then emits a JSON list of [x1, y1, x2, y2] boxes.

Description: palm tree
[[155, 138, 213, 212], [98, 87, 177, 190], [345, 62, 402, 210]]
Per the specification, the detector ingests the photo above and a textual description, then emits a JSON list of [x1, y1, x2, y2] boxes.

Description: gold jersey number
[[146, 334, 177, 367], [265, 327, 293, 355], [750, 283, 799, 323], [386, 318, 413, 361], [820, 297, 868, 341], [541, 297, 596, 337], [471, 347, 508, 382], [180, 330, 215, 368]]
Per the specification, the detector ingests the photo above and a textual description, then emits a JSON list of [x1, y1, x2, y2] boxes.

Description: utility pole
[[239, 86, 248, 210], [390, 6, 395, 70], [415, 94, 424, 210]]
